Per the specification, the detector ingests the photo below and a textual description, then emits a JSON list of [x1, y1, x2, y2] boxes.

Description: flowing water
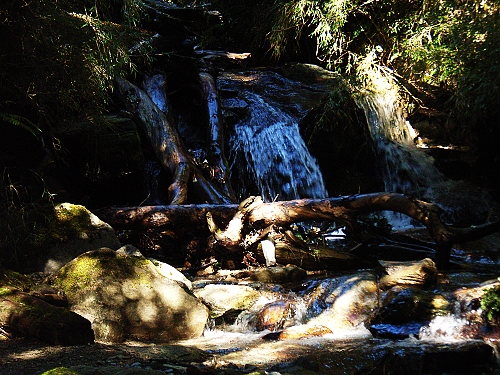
[[228, 92, 328, 201], [355, 67, 445, 195], [354, 68, 492, 226], [218, 70, 329, 202], [139, 65, 499, 373]]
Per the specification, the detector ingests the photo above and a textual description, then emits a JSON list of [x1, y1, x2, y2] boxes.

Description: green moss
[[0, 286, 14, 297], [55, 249, 155, 294], [40, 367, 82, 375], [51, 203, 95, 241]]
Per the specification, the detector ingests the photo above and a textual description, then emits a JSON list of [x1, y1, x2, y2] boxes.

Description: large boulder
[[39, 203, 122, 273], [54, 247, 209, 343]]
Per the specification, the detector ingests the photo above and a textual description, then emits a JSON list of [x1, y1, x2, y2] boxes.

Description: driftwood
[[96, 193, 500, 267], [116, 76, 235, 205]]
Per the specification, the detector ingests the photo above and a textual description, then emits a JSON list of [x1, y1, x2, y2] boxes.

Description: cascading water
[[356, 68, 445, 196], [229, 92, 328, 202], [356, 68, 447, 227], [218, 69, 329, 202]]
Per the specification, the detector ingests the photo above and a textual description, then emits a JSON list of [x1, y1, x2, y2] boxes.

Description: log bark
[[95, 193, 500, 267], [116, 76, 235, 205], [199, 72, 236, 201]]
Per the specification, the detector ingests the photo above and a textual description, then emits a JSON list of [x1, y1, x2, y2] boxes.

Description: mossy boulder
[[54, 247, 209, 343], [39, 203, 121, 273]]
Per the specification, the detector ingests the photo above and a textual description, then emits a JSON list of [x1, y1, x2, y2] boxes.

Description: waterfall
[[229, 92, 328, 202], [356, 69, 445, 196], [356, 69, 448, 226]]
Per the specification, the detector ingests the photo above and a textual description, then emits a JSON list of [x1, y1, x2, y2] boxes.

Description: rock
[[306, 271, 379, 330], [385, 340, 496, 375], [54, 248, 209, 342], [148, 257, 192, 290], [0, 286, 94, 345], [40, 203, 121, 273], [256, 300, 293, 331], [116, 245, 192, 289], [379, 258, 438, 289], [250, 265, 307, 284], [194, 284, 260, 318], [375, 287, 450, 325]]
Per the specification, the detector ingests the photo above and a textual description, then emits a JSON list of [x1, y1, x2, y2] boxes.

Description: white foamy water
[[229, 92, 328, 202], [356, 68, 446, 228], [419, 315, 471, 341]]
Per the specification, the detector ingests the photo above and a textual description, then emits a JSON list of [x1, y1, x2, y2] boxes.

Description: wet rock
[[250, 265, 307, 284], [256, 300, 293, 331], [263, 325, 332, 340], [384, 340, 497, 375], [55, 247, 209, 342], [306, 271, 379, 330], [0, 286, 94, 345], [454, 278, 500, 326], [375, 287, 449, 325], [379, 258, 438, 289], [194, 284, 260, 318]]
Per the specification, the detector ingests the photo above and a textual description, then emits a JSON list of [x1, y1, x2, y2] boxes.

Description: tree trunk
[[199, 72, 236, 201], [95, 193, 500, 267], [115, 76, 235, 204]]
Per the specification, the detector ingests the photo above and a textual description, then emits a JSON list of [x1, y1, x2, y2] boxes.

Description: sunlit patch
[[136, 299, 158, 323]]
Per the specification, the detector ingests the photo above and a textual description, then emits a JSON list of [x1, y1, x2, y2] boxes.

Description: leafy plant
[[0, 111, 41, 138], [481, 284, 500, 325], [0, 0, 150, 128]]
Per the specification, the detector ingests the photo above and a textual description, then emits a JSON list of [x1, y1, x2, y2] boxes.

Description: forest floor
[[0, 337, 211, 375]]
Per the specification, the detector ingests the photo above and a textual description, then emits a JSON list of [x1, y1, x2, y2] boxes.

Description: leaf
[[0, 112, 41, 137]]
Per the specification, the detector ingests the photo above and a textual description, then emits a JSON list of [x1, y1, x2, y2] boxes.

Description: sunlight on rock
[[136, 299, 158, 323], [120, 279, 142, 300]]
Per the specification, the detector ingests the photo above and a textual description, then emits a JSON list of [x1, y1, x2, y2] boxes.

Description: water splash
[[419, 315, 471, 341], [229, 92, 328, 202]]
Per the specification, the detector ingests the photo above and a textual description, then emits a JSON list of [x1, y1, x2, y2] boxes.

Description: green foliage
[[481, 284, 500, 325], [0, 110, 41, 138], [0, 170, 55, 272], [0, 0, 150, 127]]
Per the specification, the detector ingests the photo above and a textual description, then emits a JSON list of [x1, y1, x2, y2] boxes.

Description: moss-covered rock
[[40, 367, 82, 375], [39, 203, 121, 273], [194, 284, 260, 318], [54, 247, 209, 342]]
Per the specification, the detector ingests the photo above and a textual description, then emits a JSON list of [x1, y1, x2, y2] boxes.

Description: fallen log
[[95, 193, 500, 267]]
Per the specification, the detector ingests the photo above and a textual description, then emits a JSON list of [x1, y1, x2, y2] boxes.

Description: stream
[[158, 64, 500, 374]]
